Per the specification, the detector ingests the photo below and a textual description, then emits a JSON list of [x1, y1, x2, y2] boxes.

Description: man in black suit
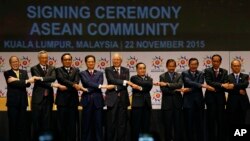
[[204, 54, 228, 141], [80, 55, 115, 141], [182, 58, 214, 141], [227, 60, 249, 126], [55, 53, 86, 141], [130, 62, 153, 141], [154, 59, 183, 141], [105, 53, 137, 141], [3, 56, 35, 141], [31, 50, 67, 141]]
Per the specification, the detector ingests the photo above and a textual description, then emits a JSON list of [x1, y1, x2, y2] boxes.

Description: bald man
[[4, 56, 34, 141]]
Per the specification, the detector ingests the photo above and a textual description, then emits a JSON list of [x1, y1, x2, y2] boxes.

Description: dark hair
[[61, 53, 72, 61], [85, 55, 96, 63], [212, 54, 222, 62], [136, 62, 146, 69], [166, 59, 176, 66], [188, 58, 199, 65], [9, 56, 19, 63]]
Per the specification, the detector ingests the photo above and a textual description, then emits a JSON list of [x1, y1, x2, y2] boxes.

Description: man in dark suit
[[154, 59, 183, 141], [227, 60, 249, 127], [105, 53, 137, 141], [204, 54, 228, 141], [3, 56, 34, 141], [130, 62, 153, 141], [31, 50, 67, 141], [182, 58, 214, 141], [55, 53, 86, 141], [80, 55, 115, 141]]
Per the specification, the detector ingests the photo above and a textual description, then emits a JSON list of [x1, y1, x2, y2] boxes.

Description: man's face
[[167, 62, 176, 73], [62, 55, 72, 68], [112, 55, 122, 67], [10, 57, 20, 70], [212, 56, 221, 69], [86, 57, 95, 70], [38, 53, 48, 66], [189, 60, 199, 72], [136, 64, 146, 76], [231, 61, 241, 74]]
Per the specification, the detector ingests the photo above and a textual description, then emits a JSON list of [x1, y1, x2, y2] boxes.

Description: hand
[[58, 85, 67, 91], [80, 86, 88, 92], [131, 84, 142, 90], [127, 81, 135, 87], [239, 89, 246, 95], [181, 88, 191, 93], [207, 85, 216, 92], [227, 84, 234, 90], [33, 76, 42, 81], [153, 82, 160, 86], [27, 77, 35, 83], [7, 76, 19, 83], [154, 82, 168, 86], [221, 83, 229, 89], [73, 84, 82, 91], [105, 85, 116, 90]]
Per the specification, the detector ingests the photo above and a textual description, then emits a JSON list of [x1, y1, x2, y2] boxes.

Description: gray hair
[[38, 50, 48, 58]]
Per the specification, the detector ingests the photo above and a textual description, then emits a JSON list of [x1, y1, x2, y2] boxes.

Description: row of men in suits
[[3, 52, 249, 141], [3, 51, 153, 141], [154, 55, 249, 141]]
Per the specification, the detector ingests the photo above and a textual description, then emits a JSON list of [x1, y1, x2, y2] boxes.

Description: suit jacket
[[227, 73, 249, 111], [4, 69, 30, 107], [79, 70, 104, 108], [130, 75, 153, 108], [204, 67, 228, 105], [31, 64, 56, 105], [55, 67, 80, 107], [160, 72, 183, 110], [105, 66, 130, 107], [182, 70, 204, 109]]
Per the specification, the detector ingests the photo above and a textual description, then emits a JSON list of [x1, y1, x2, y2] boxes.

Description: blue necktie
[[236, 75, 239, 84]]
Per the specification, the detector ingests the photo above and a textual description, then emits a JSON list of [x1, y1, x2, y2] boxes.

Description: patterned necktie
[[66, 68, 70, 73], [116, 68, 120, 75], [42, 66, 46, 74]]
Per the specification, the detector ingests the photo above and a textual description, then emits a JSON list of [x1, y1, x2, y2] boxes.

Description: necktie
[[15, 71, 19, 79], [215, 71, 219, 78], [42, 66, 46, 74], [66, 68, 70, 73], [191, 72, 196, 77], [169, 73, 174, 81], [90, 71, 93, 76], [236, 74, 239, 84], [116, 68, 120, 75]]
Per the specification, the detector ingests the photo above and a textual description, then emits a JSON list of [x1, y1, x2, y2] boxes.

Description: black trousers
[[7, 106, 27, 141], [31, 96, 53, 141], [206, 103, 225, 141], [162, 109, 183, 141], [184, 107, 204, 141], [131, 106, 151, 141], [106, 98, 127, 141], [57, 106, 79, 141], [81, 98, 103, 141]]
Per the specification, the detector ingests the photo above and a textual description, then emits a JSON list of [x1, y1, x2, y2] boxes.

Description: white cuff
[[123, 80, 127, 86], [98, 84, 102, 89]]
